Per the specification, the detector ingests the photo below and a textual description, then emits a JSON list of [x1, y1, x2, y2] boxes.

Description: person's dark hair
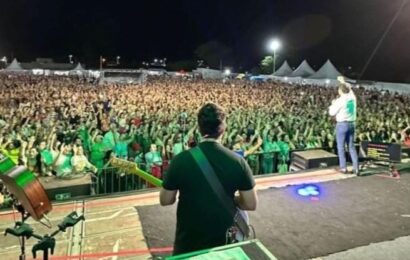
[[12, 140, 21, 148], [339, 84, 350, 94], [197, 103, 226, 139], [405, 128, 410, 136]]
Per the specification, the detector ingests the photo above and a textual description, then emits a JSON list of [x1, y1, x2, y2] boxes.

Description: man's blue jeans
[[336, 122, 359, 171]]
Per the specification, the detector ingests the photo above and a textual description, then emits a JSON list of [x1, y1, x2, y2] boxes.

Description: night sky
[[0, 0, 409, 82]]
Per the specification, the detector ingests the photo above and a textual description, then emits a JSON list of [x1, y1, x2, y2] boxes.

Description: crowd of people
[[0, 74, 409, 185]]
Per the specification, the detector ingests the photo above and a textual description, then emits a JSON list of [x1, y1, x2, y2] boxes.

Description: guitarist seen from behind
[[160, 103, 258, 255]]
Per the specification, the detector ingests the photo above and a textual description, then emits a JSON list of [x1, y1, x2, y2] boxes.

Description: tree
[[260, 56, 274, 74]]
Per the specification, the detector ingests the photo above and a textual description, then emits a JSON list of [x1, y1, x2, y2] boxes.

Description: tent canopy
[[5, 58, 23, 71], [71, 63, 85, 71], [309, 59, 343, 79], [289, 60, 315, 78], [274, 61, 293, 77]]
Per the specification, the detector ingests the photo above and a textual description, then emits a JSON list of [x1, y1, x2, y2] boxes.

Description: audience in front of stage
[[0, 75, 409, 181]]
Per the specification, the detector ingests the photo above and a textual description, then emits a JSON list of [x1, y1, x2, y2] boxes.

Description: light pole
[[99, 56, 106, 70], [268, 39, 281, 75]]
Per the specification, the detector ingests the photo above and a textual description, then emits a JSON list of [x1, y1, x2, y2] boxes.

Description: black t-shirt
[[163, 141, 255, 255]]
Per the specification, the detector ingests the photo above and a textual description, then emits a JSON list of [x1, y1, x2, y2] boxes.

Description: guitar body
[[0, 155, 52, 221], [226, 208, 251, 243], [237, 208, 250, 224]]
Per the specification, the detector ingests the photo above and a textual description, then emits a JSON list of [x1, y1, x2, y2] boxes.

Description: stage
[[0, 166, 409, 260]]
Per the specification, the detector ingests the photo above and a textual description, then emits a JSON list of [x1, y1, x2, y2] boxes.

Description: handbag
[[190, 146, 251, 243]]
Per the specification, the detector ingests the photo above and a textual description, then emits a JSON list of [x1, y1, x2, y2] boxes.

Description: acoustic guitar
[[0, 153, 52, 221]]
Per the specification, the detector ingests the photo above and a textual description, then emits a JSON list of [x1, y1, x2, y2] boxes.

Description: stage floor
[[0, 167, 409, 259]]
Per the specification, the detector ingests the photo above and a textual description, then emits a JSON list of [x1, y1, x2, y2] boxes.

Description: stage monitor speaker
[[291, 149, 338, 171], [40, 175, 92, 201]]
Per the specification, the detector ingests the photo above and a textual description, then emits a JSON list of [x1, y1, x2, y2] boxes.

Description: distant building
[[20, 58, 80, 70]]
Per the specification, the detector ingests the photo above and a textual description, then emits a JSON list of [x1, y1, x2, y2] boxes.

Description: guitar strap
[[190, 146, 249, 236]]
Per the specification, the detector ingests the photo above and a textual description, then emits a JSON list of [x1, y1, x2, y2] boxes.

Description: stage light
[[296, 184, 320, 197], [268, 39, 281, 52], [325, 79, 330, 84], [297, 189, 310, 197], [224, 69, 231, 75]]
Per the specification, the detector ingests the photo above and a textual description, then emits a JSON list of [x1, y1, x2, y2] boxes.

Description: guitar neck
[[109, 157, 163, 187]]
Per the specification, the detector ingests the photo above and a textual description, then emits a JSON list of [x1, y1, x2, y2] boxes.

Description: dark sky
[[0, 0, 409, 82]]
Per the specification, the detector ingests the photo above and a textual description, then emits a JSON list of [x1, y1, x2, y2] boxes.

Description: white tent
[[5, 58, 23, 71], [309, 59, 343, 79], [289, 60, 315, 78], [69, 63, 86, 76], [71, 63, 85, 71], [274, 61, 293, 77]]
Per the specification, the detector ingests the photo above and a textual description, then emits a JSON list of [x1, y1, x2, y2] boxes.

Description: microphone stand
[[4, 202, 84, 260]]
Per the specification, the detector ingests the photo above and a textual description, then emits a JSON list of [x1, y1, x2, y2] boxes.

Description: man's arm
[[328, 99, 342, 117], [401, 126, 410, 142], [236, 158, 258, 211], [235, 189, 257, 211], [160, 154, 180, 206], [244, 136, 262, 157], [159, 188, 177, 206]]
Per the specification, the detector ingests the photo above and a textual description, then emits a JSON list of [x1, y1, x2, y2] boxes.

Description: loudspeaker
[[40, 175, 92, 201], [290, 149, 338, 171]]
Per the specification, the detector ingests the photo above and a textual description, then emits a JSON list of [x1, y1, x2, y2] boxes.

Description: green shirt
[[91, 143, 106, 161], [172, 143, 184, 156], [52, 151, 72, 177], [277, 141, 290, 160], [114, 141, 129, 158], [145, 151, 163, 172], [1, 148, 20, 164], [103, 131, 119, 150], [40, 149, 54, 166], [263, 141, 280, 159], [78, 128, 90, 150]]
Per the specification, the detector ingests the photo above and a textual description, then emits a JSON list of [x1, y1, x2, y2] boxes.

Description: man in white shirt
[[328, 77, 359, 175]]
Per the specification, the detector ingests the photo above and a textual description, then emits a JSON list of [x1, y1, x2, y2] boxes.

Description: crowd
[[0, 74, 409, 185]]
